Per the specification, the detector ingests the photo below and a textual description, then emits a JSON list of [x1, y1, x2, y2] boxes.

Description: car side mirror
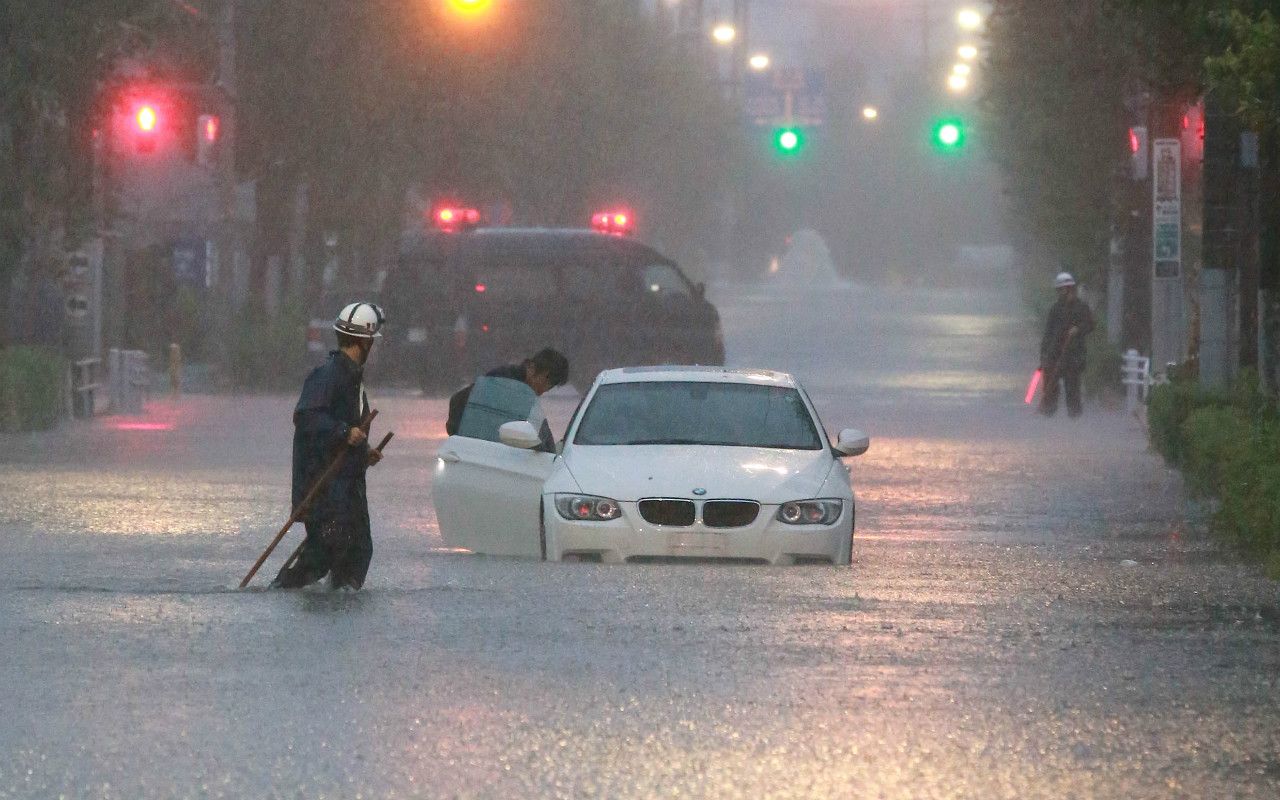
[[834, 428, 870, 457], [498, 420, 542, 450]]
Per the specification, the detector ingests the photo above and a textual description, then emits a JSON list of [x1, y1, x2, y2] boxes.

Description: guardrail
[[69, 358, 104, 419], [108, 349, 150, 415], [1122, 348, 1153, 414]]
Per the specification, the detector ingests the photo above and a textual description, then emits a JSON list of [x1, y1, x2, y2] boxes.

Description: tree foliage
[[1206, 8, 1280, 132], [981, 0, 1134, 288]]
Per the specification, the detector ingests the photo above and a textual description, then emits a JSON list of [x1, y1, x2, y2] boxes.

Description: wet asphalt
[[0, 278, 1276, 799]]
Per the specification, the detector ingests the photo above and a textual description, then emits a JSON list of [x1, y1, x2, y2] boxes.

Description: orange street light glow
[[712, 24, 736, 44], [447, 0, 493, 15]]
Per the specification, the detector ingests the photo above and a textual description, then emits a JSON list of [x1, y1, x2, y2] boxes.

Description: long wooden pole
[[276, 431, 395, 576], [239, 410, 376, 589]]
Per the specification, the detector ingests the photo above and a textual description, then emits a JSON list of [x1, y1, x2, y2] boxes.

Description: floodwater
[[1, 279, 1277, 798]]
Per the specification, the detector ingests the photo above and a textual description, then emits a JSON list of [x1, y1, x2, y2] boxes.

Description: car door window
[[640, 263, 692, 298], [456, 377, 539, 443]]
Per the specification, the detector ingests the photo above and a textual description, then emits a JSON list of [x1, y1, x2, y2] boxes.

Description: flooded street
[[2, 280, 1277, 798]]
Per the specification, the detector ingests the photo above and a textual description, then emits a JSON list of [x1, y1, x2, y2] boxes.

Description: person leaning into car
[[445, 348, 570, 451]]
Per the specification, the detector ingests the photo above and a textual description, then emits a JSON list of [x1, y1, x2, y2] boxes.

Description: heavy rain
[[2, 1, 1278, 798]]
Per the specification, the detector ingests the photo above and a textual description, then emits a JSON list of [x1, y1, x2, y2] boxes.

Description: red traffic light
[[591, 210, 634, 236], [433, 206, 481, 232]]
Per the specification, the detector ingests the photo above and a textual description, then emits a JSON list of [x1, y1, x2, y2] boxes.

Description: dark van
[[377, 228, 725, 390]]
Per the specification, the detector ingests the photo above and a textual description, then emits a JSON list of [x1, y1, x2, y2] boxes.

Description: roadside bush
[[1147, 379, 1225, 466], [226, 305, 310, 392], [1179, 406, 1252, 496], [1213, 419, 1280, 559], [0, 346, 67, 431], [1150, 373, 1280, 569]]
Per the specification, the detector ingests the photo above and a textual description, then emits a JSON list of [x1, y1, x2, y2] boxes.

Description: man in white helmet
[[272, 302, 385, 590], [1039, 272, 1095, 418]]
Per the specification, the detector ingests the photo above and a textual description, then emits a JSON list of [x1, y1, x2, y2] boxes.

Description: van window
[[640, 263, 691, 297], [471, 253, 561, 302]]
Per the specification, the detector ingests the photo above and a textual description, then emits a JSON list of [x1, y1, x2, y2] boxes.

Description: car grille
[[638, 499, 696, 527], [702, 500, 760, 528]]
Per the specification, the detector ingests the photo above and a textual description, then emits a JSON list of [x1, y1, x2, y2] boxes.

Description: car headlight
[[554, 494, 623, 522], [777, 499, 843, 526]]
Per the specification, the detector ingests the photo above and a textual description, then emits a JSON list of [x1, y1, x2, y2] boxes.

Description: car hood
[[561, 445, 834, 503]]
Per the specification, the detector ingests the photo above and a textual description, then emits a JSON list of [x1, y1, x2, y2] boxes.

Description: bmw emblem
[[692, 488, 707, 496]]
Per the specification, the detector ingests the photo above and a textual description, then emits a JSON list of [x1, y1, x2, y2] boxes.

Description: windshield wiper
[[624, 438, 706, 445]]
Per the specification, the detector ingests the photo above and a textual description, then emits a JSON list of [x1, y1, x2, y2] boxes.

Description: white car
[[433, 366, 869, 565]]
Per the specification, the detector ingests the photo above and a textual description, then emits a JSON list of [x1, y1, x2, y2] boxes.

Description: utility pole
[[1150, 100, 1187, 376], [213, 0, 238, 352], [1200, 94, 1238, 389], [920, 1, 933, 73]]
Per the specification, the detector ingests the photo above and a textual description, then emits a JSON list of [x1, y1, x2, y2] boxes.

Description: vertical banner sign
[[1152, 139, 1182, 279]]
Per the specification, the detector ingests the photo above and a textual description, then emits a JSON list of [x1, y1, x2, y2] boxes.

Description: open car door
[[434, 377, 557, 558]]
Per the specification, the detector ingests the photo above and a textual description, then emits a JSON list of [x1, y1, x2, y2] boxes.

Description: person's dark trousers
[[271, 521, 333, 589], [1040, 369, 1084, 418]]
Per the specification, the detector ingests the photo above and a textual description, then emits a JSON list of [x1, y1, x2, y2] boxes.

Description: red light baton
[[1024, 369, 1043, 405]]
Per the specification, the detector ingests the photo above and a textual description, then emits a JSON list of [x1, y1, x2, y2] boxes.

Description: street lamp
[[862, 106, 879, 122], [749, 53, 771, 71], [711, 23, 736, 45], [958, 44, 979, 61], [952, 63, 972, 77], [948, 73, 970, 92], [957, 8, 983, 31], [446, 0, 493, 16]]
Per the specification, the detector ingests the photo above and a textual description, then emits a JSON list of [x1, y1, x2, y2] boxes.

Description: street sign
[[1152, 139, 1181, 279], [744, 67, 826, 128]]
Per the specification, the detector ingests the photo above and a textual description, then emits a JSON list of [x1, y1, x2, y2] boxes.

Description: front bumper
[[544, 499, 852, 566]]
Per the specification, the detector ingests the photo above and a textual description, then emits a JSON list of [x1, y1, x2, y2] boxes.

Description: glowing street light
[[957, 8, 983, 31], [862, 105, 880, 121], [958, 44, 979, 61], [446, 0, 493, 14], [749, 53, 771, 71], [952, 63, 972, 77], [711, 23, 737, 45], [948, 73, 970, 92]]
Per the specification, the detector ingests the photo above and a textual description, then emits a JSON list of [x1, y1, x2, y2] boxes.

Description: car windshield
[[574, 381, 823, 449]]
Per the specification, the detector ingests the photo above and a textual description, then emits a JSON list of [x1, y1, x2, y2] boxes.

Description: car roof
[[597, 366, 799, 388], [399, 227, 673, 264]]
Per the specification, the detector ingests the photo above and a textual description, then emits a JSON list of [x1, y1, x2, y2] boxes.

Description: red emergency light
[[136, 104, 158, 133], [433, 205, 481, 232], [591, 210, 635, 236]]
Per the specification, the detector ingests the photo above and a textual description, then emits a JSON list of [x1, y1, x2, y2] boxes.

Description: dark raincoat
[[1040, 296, 1095, 375], [273, 350, 373, 589]]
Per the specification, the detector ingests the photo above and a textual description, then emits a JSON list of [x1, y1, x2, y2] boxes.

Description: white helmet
[[334, 302, 385, 339], [1054, 272, 1076, 289]]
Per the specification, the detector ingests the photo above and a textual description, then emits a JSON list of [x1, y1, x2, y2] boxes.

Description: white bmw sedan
[[433, 367, 869, 565]]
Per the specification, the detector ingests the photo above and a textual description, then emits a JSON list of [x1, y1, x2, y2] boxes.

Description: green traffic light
[[773, 127, 804, 155], [932, 119, 966, 150]]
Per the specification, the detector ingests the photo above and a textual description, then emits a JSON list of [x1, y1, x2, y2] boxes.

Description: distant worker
[[1039, 273, 1095, 418], [272, 302, 385, 591], [446, 348, 570, 451]]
